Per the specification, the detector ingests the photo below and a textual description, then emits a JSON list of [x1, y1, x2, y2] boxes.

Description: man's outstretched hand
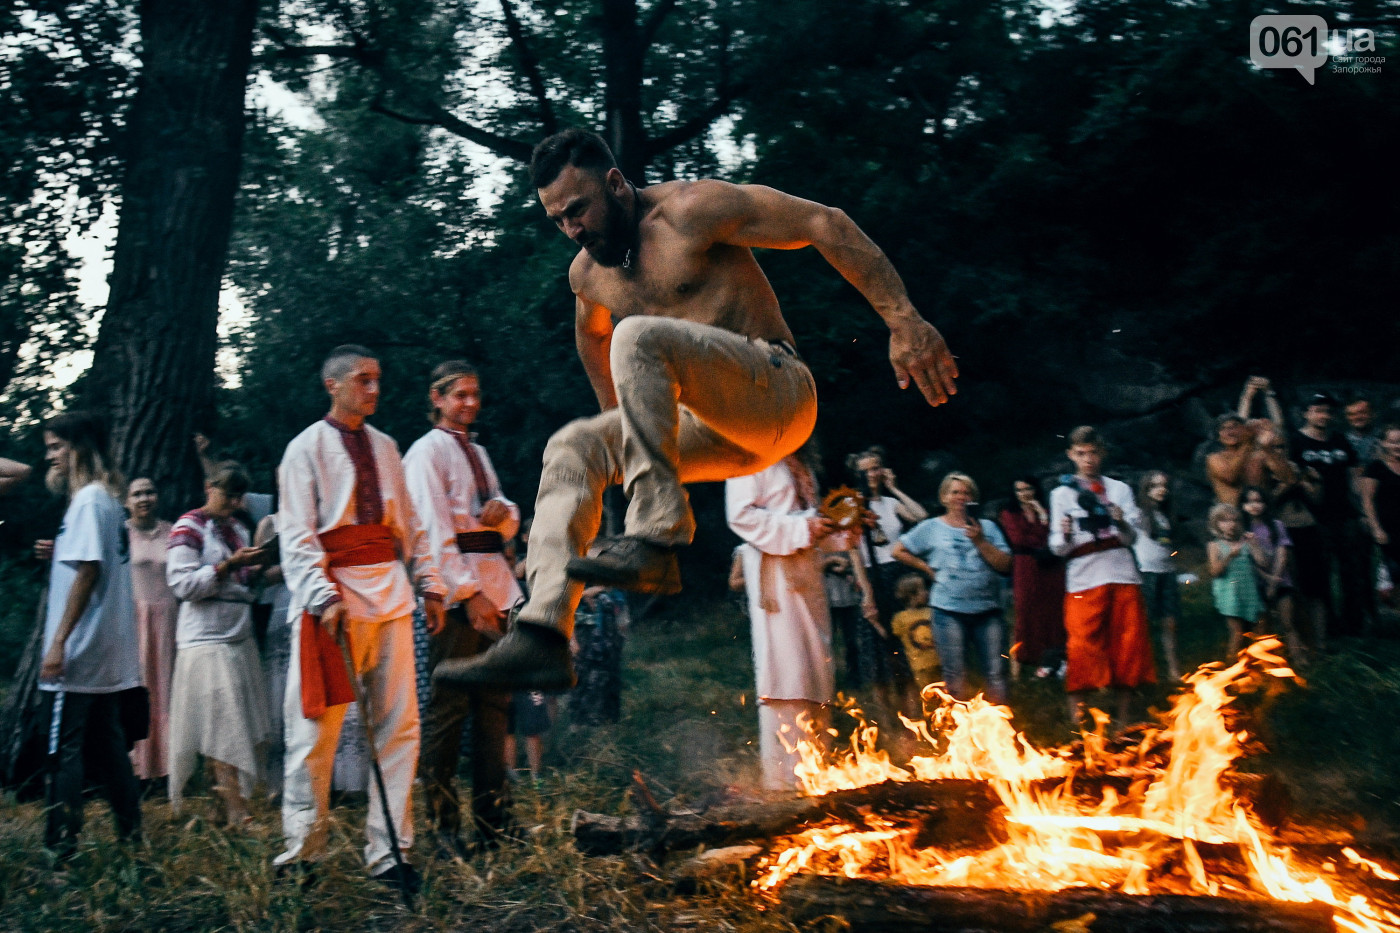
[[889, 317, 958, 406]]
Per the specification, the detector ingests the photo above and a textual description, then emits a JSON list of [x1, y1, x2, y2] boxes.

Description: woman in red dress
[[999, 476, 1066, 678]]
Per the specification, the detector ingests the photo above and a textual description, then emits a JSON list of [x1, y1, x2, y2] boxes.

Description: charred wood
[[571, 778, 1001, 858], [777, 875, 1336, 933]]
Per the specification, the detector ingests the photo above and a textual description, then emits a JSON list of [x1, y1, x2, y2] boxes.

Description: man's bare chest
[[583, 241, 719, 319]]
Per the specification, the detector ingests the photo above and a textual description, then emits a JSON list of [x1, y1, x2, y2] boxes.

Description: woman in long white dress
[[166, 462, 272, 825], [726, 446, 849, 791]]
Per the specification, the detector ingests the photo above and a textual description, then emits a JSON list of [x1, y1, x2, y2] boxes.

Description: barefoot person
[[403, 360, 521, 859], [274, 345, 446, 894], [437, 128, 957, 692]]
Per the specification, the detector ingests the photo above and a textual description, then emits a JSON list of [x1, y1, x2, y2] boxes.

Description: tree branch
[[644, 18, 742, 159], [367, 96, 535, 163], [265, 43, 377, 64], [644, 82, 746, 158], [641, 0, 680, 47], [498, 0, 557, 135]]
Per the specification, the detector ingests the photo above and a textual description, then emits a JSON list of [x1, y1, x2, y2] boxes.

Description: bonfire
[[752, 637, 1400, 933]]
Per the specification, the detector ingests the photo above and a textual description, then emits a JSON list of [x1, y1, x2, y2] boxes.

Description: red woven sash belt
[[300, 524, 397, 719]]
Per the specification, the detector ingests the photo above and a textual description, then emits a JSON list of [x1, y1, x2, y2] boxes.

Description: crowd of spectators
[[729, 377, 1400, 753], [3, 371, 1398, 836], [0, 364, 628, 869]]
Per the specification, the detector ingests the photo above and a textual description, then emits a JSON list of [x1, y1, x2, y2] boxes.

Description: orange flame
[[755, 637, 1400, 932]]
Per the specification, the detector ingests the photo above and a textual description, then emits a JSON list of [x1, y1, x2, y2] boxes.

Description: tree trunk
[[84, 0, 257, 513], [599, 0, 648, 182]]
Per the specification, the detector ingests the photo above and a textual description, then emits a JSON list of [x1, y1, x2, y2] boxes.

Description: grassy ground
[[2, 581, 1398, 931]]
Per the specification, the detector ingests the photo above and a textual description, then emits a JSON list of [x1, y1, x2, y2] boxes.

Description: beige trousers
[[521, 317, 818, 637], [275, 612, 419, 875]]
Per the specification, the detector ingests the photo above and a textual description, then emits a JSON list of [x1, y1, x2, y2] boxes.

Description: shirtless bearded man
[[436, 128, 958, 692]]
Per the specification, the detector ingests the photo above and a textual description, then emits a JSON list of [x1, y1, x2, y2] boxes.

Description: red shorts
[[1063, 582, 1156, 693]]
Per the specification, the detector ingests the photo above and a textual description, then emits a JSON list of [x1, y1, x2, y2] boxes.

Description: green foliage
[[224, 103, 590, 494], [0, 0, 134, 423], [737, 0, 1398, 487], [2, 0, 1396, 534], [0, 555, 45, 680]]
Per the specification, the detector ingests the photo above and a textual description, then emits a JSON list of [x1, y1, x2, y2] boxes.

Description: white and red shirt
[[167, 509, 257, 647], [403, 426, 522, 612], [277, 417, 445, 622], [1049, 475, 1142, 594]]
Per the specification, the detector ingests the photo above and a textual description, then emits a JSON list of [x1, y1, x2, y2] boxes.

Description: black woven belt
[[456, 530, 505, 554]]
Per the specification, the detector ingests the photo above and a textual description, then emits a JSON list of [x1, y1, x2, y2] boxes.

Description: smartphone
[[965, 501, 982, 523], [252, 534, 280, 564]]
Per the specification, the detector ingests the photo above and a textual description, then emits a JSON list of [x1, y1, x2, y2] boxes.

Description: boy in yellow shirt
[[891, 574, 940, 692]]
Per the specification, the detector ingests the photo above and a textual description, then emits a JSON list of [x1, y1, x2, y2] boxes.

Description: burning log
[[570, 778, 1002, 858], [778, 875, 1336, 933], [1027, 772, 1294, 831]]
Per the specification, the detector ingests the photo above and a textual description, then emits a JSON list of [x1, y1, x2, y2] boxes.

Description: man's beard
[[45, 465, 68, 497], [584, 190, 637, 268]]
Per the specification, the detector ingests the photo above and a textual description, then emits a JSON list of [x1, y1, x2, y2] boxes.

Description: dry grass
[[2, 584, 1397, 931], [0, 598, 796, 933]]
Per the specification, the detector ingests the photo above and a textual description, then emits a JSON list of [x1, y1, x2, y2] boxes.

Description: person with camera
[[1049, 427, 1154, 727], [849, 447, 929, 611], [891, 472, 1012, 705], [1204, 377, 1284, 507], [848, 446, 925, 719]]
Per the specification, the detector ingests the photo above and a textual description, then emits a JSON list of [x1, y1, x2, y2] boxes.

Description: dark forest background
[[2, 0, 1397, 571]]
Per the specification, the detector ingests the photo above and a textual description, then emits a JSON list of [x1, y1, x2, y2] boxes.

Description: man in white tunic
[[403, 360, 522, 858], [36, 411, 142, 859], [725, 450, 839, 791], [275, 345, 446, 892]]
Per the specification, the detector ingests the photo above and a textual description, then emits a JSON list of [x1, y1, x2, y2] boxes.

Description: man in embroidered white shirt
[[274, 345, 446, 894], [403, 360, 522, 859], [1048, 426, 1154, 727]]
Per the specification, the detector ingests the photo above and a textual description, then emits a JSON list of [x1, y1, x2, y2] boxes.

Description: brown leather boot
[[565, 536, 681, 594], [432, 621, 576, 691]]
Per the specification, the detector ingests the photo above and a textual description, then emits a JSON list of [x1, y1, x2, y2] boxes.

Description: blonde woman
[[891, 472, 1012, 704]]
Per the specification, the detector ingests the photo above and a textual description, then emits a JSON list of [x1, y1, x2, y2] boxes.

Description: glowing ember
[[755, 637, 1400, 933]]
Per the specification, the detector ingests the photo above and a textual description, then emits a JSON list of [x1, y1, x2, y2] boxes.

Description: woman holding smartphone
[[891, 472, 1012, 704]]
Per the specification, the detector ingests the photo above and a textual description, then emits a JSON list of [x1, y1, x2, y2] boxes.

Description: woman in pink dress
[[126, 477, 177, 784], [999, 476, 1067, 678]]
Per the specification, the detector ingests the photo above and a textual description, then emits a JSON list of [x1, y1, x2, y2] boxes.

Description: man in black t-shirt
[[1291, 393, 1371, 637]]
